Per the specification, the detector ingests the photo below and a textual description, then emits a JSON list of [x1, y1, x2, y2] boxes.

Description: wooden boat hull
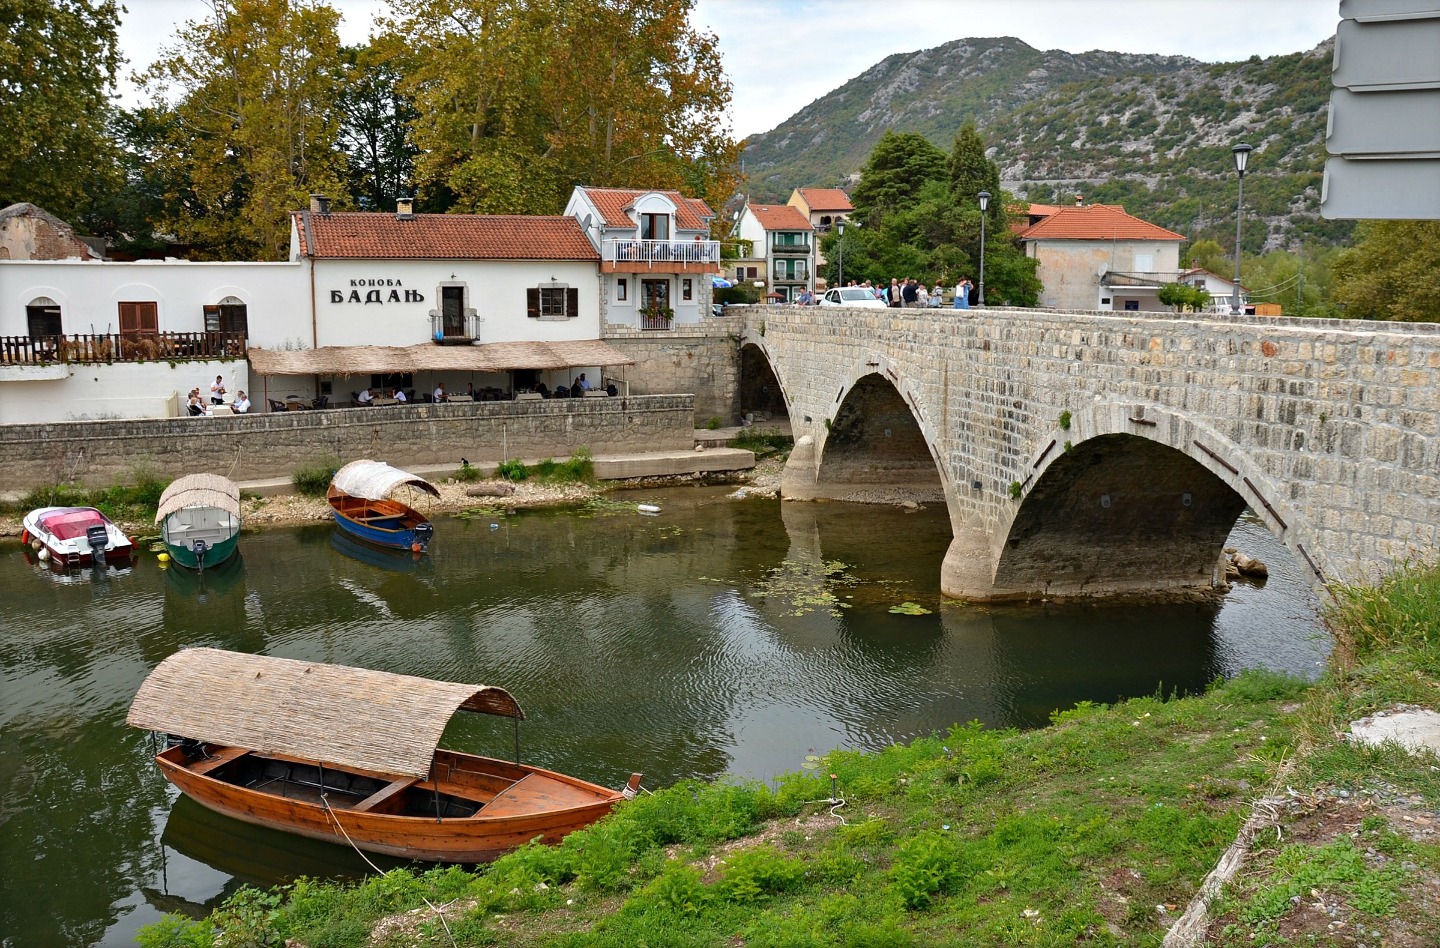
[[154, 744, 625, 863], [327, 491, 433, 553]]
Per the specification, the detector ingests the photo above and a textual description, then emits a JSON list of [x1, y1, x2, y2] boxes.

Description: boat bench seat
[[351, 776, 418, 812], [190, 746, 249, 776]]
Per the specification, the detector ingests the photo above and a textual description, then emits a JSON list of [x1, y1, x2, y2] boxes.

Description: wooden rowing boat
[[326, 460, 437, 553], [128, 648, 641, 863]]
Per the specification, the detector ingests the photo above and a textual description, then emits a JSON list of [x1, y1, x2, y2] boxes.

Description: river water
[[0, 488, 1327, 946]]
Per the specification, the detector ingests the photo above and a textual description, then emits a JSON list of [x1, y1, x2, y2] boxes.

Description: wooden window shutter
[[566, 287, 579, 317], [119, 302, 158, 334], [203, 305, 221, 332], [526, 288, 540, 319]]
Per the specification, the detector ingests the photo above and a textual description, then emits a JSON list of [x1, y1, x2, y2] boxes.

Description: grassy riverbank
[[136, 562, 1440, 947]]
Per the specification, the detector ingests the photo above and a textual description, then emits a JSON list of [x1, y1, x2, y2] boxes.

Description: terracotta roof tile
[[747, 203, 814, 231], [574, 187, 714, 231], [1018, 204, 1184, 242], [796, 188, 853, 212], [294, 212, 599, 260]]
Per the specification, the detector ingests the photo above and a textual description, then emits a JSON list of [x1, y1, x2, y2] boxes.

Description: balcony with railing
[[772, 267, 811, 284], [1, 331, 248, 369], [771, 241, 811, 255], [429, 311, 481, 344], [601, 238, 721, 274]]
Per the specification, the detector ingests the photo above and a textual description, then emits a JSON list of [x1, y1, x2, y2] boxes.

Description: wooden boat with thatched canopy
[[155, 474, 242, 569], [327, 460, 438, 553], [128, 648, 642, 863]]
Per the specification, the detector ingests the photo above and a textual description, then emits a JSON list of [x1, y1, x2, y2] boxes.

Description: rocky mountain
[[741, 37, 1346, 251]]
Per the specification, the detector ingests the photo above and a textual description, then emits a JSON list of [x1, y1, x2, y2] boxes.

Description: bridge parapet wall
[[747, 305, 1440, 596]]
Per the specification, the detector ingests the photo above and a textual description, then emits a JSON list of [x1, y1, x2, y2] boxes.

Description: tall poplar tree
[[140, 0, 349, 260], [0, 0, 123, 221]]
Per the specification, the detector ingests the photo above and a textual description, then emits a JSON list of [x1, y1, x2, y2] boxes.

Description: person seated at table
[[433, 381, 447, 403], [210, 375, 226, 405], [534, 381, 549, 397], [186, 391, 205, 416], [606, 382, 618, 397], [233, 391, 250, 414], [393, 388, 407, 402], [356, 387, 373, 405], [465, 382, 476, 399], [570, 380, 583, 398], [577, 373, 593, 391]]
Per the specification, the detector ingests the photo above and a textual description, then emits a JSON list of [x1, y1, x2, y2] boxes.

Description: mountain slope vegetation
[[743, 37, 1344, 252]]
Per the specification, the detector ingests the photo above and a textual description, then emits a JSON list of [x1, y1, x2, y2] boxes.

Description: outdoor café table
[[371, 397, 398, 406], [447, 394, 473, 402]]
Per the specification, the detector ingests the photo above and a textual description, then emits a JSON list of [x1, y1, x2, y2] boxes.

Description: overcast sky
[[115, 0, 1341, 135]]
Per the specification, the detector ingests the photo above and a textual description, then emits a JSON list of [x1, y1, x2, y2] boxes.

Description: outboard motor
[[86, 524, 110, 565], [192, 538, 209, 571], [412, 522, 434, 553]]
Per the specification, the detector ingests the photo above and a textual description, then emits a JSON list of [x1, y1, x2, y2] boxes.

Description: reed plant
[[291, 456, 340, 497]]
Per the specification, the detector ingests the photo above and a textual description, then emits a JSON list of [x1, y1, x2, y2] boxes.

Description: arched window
[[204, 295, 248, 334], [26, 297, 61, 338]]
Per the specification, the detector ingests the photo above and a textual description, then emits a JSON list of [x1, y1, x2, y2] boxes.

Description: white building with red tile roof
[[0, 198, 630, 422], [786, 188, 853, 268], [1017, 204, 1189, 312], [732, 203, 815, 302], [564, 186, 719, 331]]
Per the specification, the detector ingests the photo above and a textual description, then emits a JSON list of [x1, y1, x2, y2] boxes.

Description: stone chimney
[[309, 194, 331, 215], [1075, 194, 1084, 207], [396, 197, 415, 220]]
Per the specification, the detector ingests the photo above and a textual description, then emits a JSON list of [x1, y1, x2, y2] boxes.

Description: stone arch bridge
[[740, 307, 1440, 601]]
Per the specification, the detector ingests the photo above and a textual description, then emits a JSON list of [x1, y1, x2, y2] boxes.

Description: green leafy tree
[[139, 0, 351, 260], [337, 43, 420, 211], [1158, 282, 1211, 312], [385, 0, 739, 215], [849, 132, 946, 227], [0, 0, 123, 222], [947, 121, 1002, 230], [1239, 246, 1339, 318], [1331, 221, 1440, 322], [1183, 238, 1228, 274]]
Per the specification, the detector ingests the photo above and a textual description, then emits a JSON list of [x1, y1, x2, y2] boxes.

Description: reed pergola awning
[[331, 460, 440, 501], [154, 474, 242, 524], [127, 648, 525, 779], [246, 340, 636, 377]]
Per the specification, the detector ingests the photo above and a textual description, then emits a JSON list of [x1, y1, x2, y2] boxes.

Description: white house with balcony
[[732, 203, 815, 302], [786, 188, 852, 268], [563, 186, 719, 331]]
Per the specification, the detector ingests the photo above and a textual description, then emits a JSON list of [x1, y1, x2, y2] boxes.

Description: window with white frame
[[682, 278, 692, 301], [617, 278, 628, 301]]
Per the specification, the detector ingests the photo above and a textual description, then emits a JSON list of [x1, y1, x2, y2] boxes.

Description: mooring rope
[[320, 793, 459, 948]]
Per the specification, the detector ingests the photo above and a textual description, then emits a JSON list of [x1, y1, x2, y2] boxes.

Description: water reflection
[[0, 490, 1327, 946]]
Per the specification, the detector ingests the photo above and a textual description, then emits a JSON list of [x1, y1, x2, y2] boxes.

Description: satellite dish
[[582, 213, 593, 229]]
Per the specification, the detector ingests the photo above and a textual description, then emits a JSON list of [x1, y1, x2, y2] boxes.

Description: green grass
[[498, 449, 595, 485], [7, 472, 169, 524], [137, 565, 1440, 948], [453, 461, 482, 483], [730, 427, 792, 458], [291, 456, 341, 497]]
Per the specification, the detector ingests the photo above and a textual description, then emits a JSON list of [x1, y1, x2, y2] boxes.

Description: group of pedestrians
[[818, 277, 976, 309]]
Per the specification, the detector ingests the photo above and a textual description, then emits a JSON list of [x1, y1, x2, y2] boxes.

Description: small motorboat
[[21, 506, 133, 569], [156, 474, 242, 570], [128, 648, 642, 863], [327, 460, 438, 553]]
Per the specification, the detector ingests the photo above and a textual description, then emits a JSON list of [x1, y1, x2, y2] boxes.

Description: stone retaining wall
[[0, 395, 695, 490], [604, 316, 741, 424]]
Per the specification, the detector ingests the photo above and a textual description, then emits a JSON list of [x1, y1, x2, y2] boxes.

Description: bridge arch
[[964, 405, 1327, 600], [737, 337, 790, 423], [781, 350, 949, 505]]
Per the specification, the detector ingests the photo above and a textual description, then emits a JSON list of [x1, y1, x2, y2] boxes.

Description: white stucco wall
[[0, 358, 247, 424], [0, 259, 304, 342], [309, 258, 602, 347], [1027, 239, 1182, 310]]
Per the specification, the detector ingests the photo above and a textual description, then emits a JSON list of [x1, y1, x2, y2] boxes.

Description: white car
[[820, 287, 887, 308]]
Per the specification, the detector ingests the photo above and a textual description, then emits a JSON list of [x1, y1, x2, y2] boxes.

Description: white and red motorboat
[[21, 506, 134, 569]]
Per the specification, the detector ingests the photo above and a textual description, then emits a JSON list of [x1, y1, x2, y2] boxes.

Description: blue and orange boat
[[326, 460, 438, 553]]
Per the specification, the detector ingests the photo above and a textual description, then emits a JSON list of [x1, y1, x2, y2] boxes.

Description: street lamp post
[[976, 190, 990, 308], [1231, 142, 1252, 315], [836, 219, 845, 288]]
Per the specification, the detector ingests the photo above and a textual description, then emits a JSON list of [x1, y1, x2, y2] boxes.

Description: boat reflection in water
[[22, 545, 134, 585], [330, 529, 434, 574]]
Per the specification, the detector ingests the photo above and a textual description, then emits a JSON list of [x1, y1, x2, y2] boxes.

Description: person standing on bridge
[[954, 278, 972, 310]]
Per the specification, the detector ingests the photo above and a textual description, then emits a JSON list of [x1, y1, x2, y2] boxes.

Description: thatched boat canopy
[[127, 648, 525, 779], [330, 460, 440, 501], [155, 474, 242, 524], [247, 339, 635, 377]]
